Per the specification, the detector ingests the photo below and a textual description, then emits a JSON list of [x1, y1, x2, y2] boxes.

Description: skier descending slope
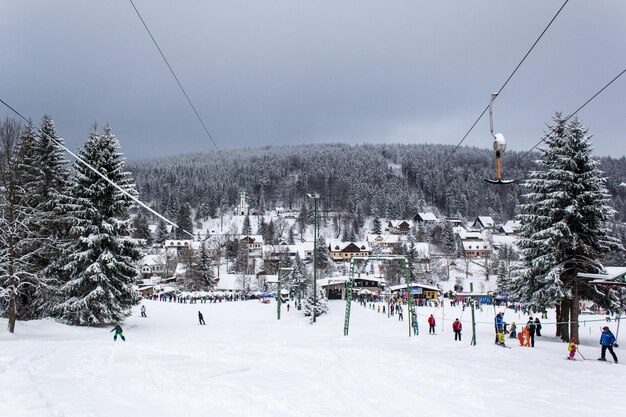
[[110, 324, 125, 341]]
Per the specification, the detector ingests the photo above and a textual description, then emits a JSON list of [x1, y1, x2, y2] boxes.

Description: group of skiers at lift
[[112, 304, 620, 363]]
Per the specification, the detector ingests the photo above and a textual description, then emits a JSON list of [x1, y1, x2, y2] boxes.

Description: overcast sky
[[1, 0, 625, 160]]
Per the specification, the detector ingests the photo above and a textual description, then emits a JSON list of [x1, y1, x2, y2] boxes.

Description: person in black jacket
[[534, 318, 542, 336], [110, 324, 126, 341], [198, 311, 206, 325]]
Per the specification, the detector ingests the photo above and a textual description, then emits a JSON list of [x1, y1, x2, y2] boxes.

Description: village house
[[138, 254, 166, 279], [263, 242, 314, 262], [499, 220, 522, 235], [385, 220, 413, 235], [328, 240, 372, 261], [366, 234, 402, 253], [240, 235, 264, 257], [461, 240, 493, 258], [414, 212, 438, 224], [473, 216, 495, 229]]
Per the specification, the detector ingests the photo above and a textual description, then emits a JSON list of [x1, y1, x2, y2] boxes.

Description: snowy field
[[1, 299, 625, 417]]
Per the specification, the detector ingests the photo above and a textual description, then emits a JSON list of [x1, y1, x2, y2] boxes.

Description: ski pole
[[577, 348, 586, 360]]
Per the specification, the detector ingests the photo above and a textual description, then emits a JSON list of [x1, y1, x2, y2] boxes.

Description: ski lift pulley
[[484, 92, 514, 185]]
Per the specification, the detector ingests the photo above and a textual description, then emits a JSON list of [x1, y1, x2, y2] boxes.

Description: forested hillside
[[128, 143, 626, 223]]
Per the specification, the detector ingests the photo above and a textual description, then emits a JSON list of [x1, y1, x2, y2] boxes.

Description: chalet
[[320, 276, 385, 300], [461, 240, 492, 258], [263, 242, 314, 261], [328, 240, 371, 261], [240, 235, 264, 257], [385, 220, 413, 235], [275, 206, 285, 215], [473, 216, 495, 229], [389, 282, 441, 300], [366, 234, 402, 253], [499, 220, 522, 235], [446, 217, 465, 228], [414, 212, 438, 224], [456, 229, 483, 241], [164, 239, 201, 257], [138, 254, 166, 279]]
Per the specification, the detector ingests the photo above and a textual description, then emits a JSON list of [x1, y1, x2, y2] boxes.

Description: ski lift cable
[[444, 0, 570, 165], [128, 0, 224, 161], [0, 97, 195, 239], [520, 67, 626, 160]]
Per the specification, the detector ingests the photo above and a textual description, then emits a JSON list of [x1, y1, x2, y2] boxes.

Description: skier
[[110, 324, 125, 341], [509, 321, 517, 339], [494, 312, 505, 346], [428, 314, 436, 334], [526, 317, 536, 347], [567, 338, 578, 360], [140, 305, 147, 317], [287, 303, 291, 312], [198, 311, 206, 325], [534, 317, 542, 336], [397, 305, 404, 321], [452, 318, 462, 341], [598, 326, 618, 362]]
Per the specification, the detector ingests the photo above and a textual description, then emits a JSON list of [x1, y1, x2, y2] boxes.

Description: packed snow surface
[[1, 300, 624, 417]]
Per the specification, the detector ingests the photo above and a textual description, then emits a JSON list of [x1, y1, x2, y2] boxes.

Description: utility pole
[[470, 282, 477, 346], [307, 193, 320, 323]]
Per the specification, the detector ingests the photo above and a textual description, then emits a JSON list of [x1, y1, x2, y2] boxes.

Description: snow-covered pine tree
[[0, 118, 39, 332], [314, 235, 330, 275], [513, 114, 623, 341], [53, 125, 141, 325], [176, 203, 193, 239], [302, 288, 329, 323], [19, 116, 70, 319], [372, 216, 382, 234], [287, 226, 295, 245], [155, 220, 169, 244], [242, 214, 251, 235]]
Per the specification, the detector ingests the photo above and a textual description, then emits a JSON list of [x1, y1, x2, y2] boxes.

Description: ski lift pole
[[470, 282, 477, 346], [404, 258, 418, 337], [343, 258, 356, 336]]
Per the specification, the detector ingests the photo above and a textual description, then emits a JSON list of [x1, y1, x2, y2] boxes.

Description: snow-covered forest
[[128, 142, 626, 224]]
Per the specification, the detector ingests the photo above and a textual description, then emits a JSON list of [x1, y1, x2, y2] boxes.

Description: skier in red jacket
[[428, 314, 436, 334], [452, 318, 462, 341]]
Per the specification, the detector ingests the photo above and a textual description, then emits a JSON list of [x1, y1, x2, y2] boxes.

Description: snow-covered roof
[[387, 220, 413, 228], [499, 220, 521, 234], [328, 240, 371, 252], [457, 230, 483, 240], [138, 254, 165, 266], [388, 282, 441, 292], [241, 234, 264, 244], [461, 241, 491, 251], [474, 216, 494, 228], [366, 234, 401, 244], [416, 212, 437, 222], [164, 239, 201, 250]]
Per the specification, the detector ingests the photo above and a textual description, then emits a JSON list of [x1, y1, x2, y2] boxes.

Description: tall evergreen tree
[[513, 114, 623, 341], [0, 118, 39, 332], [372, 216, 382, 234], [176, 203, 193, 239], [242, 214, 251, 235], [155, 220, 169, 244], [53, 125, 141, 325], [20, 116, 70, 318]]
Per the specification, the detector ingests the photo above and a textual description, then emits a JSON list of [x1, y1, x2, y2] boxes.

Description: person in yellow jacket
[[567, 338, 577, 360]]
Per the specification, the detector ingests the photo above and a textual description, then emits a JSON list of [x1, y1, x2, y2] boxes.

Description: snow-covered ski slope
[[1, 300, 624, 417]]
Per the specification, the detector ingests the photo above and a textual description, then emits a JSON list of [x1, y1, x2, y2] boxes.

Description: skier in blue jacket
[[598, 326, 618, 362]]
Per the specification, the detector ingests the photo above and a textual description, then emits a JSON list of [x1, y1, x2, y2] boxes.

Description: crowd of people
[[356, 298, 619, 362]]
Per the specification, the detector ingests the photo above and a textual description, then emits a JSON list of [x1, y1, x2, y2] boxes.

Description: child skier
[[110, 324, 125, 341], [140, 305, 147, 317], [567, 338, 578, 360], [509, 321, 517, 339]]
